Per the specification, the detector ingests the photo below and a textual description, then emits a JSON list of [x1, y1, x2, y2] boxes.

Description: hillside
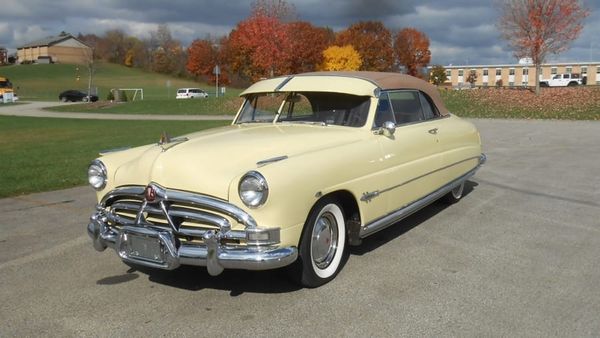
[[0, 63, 232, 101]]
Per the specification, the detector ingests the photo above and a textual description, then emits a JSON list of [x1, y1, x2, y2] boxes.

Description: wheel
[[290, 197, 347, 287], [60, 96, 67, 102], [443, 181, 465, 204], [82, 96, 89, 102], [567, 82, 578, 87]]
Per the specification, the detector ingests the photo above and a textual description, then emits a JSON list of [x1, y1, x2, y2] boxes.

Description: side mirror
[[381, 121, 396, 136]]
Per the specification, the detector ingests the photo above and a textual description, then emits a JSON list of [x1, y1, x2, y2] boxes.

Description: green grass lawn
[[0, 116, 229, 198], [46, 96, 243, 115], [0, 63, 238, 101]]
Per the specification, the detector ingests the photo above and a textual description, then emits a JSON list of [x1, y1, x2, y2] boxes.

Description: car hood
[[111, 124, 364, 200]]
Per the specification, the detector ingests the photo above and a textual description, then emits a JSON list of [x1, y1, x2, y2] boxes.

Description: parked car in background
[[176, 88, 209, 99], [59, 90, 98, 102], [540, 73, 585, 87], [86, 71, 485, 287]]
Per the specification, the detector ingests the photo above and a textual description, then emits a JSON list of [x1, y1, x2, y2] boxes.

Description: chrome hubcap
[[311, 212, 338, 269], [452, 182, 464, 199]]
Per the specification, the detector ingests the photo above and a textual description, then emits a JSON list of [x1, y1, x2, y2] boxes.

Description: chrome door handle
[[428, 128, 438, 135]]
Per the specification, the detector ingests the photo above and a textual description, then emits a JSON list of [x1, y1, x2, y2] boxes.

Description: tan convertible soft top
[[241, 71, 449, 116]]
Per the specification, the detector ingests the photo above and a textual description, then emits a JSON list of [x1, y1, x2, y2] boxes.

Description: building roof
[[241, 71, 449, 116], [17, 34, 88, 49]]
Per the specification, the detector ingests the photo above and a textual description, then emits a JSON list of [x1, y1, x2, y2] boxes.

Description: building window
[[509, 68, 515, 75], [566, 67, 572, 74], [458, 69, 464, 76], [551, 67, 557, 75], [596, 67, 600, 74], [509, 82, 515, 87], [483, 82, 488, 87], [496, 69, 501, 76], [523, 68, 529, 75], [582, 66, 587, 74], [483, 69, 489, 76], [522, 81, 528, 86], [446, 70, 451, 77]]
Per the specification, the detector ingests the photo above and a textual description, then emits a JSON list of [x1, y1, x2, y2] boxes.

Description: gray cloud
[[0, 0, 597, 66]]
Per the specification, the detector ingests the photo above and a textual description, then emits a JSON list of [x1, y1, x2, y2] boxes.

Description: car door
[[374, 90, 445, 213]]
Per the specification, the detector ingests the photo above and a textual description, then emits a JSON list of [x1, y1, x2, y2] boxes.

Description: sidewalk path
[[0, 101, 233, 121]]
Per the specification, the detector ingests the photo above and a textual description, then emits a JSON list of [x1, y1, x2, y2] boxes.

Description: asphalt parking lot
[[1, 118, 599, 337]]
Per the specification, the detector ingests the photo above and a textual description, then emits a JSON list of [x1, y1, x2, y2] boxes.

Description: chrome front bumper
[[86, 183, 298, 276], [87, 213, 298, 275]]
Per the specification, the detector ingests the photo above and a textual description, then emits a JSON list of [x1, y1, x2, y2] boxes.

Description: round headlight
[[238, 171, 269, 208], [88, 160, 107, 190]]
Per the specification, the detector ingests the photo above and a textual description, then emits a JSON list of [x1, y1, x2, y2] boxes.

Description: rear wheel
[[443, 181, 465, 204], [290, 197, 347, 287]]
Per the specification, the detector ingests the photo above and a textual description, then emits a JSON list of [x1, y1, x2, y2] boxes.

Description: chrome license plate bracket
[[124, 231, 165, 264]]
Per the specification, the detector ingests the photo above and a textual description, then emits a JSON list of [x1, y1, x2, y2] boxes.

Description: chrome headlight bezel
[[238, 171, 269, 208], [88, 159, 107, 191]]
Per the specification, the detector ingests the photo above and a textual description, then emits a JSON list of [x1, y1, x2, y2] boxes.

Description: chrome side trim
[[274, 76, 294, 92], [361, 155, 482, 202], [360, 153, 485, 238], [257, 155, 288, 167]]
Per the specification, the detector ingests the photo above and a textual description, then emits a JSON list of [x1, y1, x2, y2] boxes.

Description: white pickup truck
[[540, 73, 586, 87]]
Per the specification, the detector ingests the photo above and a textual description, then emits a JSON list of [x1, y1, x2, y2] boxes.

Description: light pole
[[213, 65, 220, 98]]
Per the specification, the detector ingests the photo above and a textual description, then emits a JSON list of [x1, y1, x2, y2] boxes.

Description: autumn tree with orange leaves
[[394, 28, 431, 77], [498, 0, 589, 94], [335, 21, 394, 71]]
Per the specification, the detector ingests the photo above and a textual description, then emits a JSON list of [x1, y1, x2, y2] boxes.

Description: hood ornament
[[144, 185, 157, 202], [158, 131, 188, 152]]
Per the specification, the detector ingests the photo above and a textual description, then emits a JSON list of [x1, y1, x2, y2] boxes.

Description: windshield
[[236, 92, 371, 127]]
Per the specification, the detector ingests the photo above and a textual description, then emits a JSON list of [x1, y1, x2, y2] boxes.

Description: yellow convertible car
[[87, 71, 485, 287]]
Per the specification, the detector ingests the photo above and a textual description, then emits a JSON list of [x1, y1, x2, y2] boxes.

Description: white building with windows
[[443, 62, 600, 87]]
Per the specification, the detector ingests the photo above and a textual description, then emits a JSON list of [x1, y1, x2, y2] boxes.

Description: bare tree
[[498, 0, 589, 94]]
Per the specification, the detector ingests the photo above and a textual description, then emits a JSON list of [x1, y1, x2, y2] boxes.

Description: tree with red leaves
[[227, 1, 295, 81], [187, 39, 215, 77], [287, 22, 334, 73], [498, 0, 589, 94], [394, 28, 431, 78], [227, 15, 291, 81], [187, 38, 229, 85], [335, 21, 394, 71]]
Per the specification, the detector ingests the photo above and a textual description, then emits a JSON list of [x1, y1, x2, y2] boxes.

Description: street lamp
[[213, 65, 220, 98]]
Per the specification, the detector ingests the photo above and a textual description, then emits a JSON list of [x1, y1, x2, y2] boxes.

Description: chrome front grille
[[100, 184, 257, 243]]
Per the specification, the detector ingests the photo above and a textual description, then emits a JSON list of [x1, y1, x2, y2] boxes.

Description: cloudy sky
[[1, 0, 598, 66]]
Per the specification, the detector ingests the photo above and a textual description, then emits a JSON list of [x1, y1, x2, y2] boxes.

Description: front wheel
[[290, 198, 347, 287]]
